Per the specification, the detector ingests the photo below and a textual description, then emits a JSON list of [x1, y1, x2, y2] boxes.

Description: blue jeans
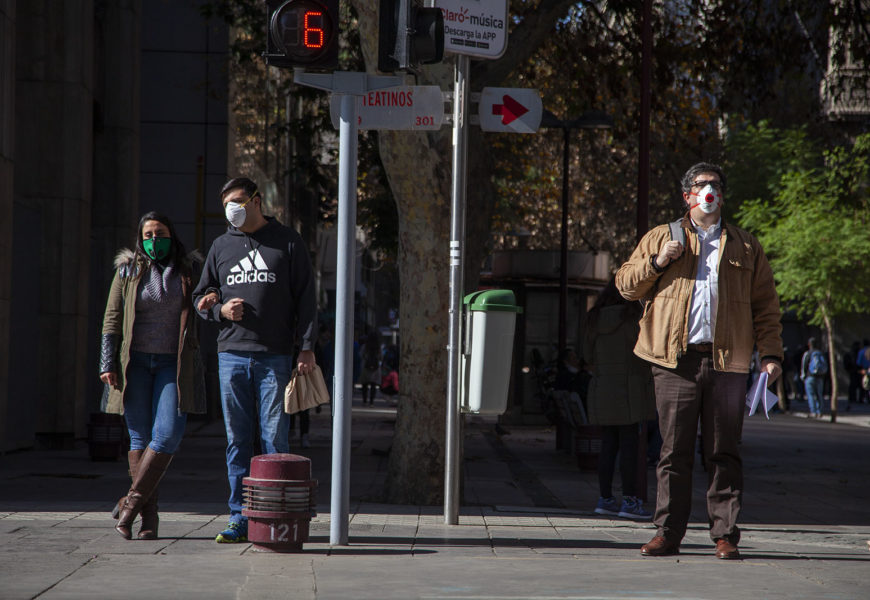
[[804, 376, 823, 415], [218, 351, 292, 523], [124, 351, 187, 454]]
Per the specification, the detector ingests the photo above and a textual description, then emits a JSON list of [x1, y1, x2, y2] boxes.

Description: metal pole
[[330, 93, 358, 546], [558, 127, 569, 357], [636, 0, 653, 499], [445, 53, 469, 525]]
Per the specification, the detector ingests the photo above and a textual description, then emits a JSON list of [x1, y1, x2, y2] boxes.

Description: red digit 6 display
[[303, 11, 324, 48], [270, 0, 336, 64]]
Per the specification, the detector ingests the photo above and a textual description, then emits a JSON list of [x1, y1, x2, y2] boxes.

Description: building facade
[[0, 1, 228, 452]]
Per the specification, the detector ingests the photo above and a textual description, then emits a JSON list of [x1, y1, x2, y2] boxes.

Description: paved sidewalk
[[1, 397, 869, 599]]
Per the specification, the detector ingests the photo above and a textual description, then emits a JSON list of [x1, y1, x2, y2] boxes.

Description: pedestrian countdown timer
[[265, 0, 339, 69]]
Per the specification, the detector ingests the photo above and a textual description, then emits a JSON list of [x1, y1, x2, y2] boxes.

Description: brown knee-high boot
[[111, 449, 162, 539], [115, 448, 173, 539], [112, 449, 144, 519], [138, 488, 159, 540]]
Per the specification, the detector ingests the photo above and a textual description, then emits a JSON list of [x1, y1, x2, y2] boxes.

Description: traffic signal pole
[[293, 70, 402, 546], [269, 0, 445, 548], [331, 92, 358, 547], [444, 53, 470, 526]]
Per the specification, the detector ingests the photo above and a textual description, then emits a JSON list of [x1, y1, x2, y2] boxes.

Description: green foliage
[[735, 132, 870, 325], [724, 121, 820, 216], [483, 1, 870, 265]]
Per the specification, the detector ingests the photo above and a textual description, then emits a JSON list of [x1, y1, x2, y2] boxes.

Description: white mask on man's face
[[225, 201, 247, 228], [692, 184, 721, 214]]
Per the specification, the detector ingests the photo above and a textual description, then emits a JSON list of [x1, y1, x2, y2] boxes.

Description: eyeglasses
[[227, 193, 257, 208], [691, 180, 722, 191]]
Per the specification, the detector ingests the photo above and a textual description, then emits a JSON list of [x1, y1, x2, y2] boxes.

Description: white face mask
[[225, 201, 247, 228], [694, 184, 721, 214]]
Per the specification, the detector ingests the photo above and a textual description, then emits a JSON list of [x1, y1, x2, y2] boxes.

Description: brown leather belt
[[687, 343, 713, 353]]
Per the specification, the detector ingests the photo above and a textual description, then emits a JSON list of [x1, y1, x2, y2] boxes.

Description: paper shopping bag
[[284, 364, 330, 414]]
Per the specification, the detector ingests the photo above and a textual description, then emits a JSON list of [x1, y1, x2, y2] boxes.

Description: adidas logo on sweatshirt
[[226, 249, 277, 285]]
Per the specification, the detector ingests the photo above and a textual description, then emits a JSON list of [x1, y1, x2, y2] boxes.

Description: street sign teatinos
[[477, 87, 542, 133], [435, 0, 508, 59], [328, 85, 445, 131]]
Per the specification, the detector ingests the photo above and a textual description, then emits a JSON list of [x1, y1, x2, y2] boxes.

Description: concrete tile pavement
[[1, 396, 869, 599]]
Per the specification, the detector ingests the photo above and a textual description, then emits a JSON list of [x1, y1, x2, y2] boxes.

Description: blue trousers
[[804, 376, 824, 415], [123, 351, 187, 454], [218, 351, 292, 524]]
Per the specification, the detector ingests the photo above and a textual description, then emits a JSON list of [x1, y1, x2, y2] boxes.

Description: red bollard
[[242, 453, 317, 552]]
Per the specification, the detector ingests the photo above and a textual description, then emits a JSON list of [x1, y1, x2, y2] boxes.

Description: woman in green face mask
[[98, 211, 206, 540]]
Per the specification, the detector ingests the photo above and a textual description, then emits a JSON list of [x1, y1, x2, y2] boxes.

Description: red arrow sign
[[492, 95, 529, 125]]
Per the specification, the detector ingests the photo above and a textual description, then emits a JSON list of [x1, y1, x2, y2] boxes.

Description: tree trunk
[[353, 0, 454, 503], [381, 128, 453, 503], [823, 310, 837, 423], [351, 0, 577, 503]]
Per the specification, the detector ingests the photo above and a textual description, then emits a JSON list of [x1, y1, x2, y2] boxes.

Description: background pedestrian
[[582, 278, 655, 521]]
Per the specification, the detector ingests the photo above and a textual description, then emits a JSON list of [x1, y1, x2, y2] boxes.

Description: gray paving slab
[[1, 553, 93, 600], [37, 555, 258, 600]]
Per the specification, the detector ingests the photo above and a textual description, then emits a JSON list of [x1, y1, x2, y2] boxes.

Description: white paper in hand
[[745, 371, 778, 418]]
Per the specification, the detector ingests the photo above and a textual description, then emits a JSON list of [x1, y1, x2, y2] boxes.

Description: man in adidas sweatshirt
[[193, 177, 317, 543]]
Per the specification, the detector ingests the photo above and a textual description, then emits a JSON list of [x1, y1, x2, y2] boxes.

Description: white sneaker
[[301, 434, 311, 448]]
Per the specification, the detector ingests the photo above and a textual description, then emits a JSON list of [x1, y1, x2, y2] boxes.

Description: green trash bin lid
[[463, 289, 523, 313]]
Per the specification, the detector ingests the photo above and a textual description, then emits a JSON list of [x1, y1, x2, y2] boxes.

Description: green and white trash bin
[[460, 290, 523, 415]]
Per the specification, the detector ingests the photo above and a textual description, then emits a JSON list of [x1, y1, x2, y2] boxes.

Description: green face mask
[[143, 237, 172, 261]]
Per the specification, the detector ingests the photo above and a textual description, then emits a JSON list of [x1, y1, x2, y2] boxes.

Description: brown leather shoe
[[715, 538, 741, 559], [641, 536, 680, 557]]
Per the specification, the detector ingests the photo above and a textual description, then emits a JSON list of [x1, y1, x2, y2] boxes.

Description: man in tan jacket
[[616, 162, 783, 560]]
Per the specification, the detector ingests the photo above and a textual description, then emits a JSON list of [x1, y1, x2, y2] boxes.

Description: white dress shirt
[[687, 218, 721, 345]]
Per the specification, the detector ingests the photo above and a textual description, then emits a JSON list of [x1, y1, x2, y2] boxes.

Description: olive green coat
[[582, 305, 655, 426], [101, 249, 206, 415]]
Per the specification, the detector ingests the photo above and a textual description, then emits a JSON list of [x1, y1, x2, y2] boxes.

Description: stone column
[[15, 1, 94, 446], [0, 0, 15, 452], [92, 0, 139, 260], [88, 1, 141, 413]]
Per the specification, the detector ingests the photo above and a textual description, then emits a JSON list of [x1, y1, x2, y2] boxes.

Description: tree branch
[[472, 0, 578, 85]]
